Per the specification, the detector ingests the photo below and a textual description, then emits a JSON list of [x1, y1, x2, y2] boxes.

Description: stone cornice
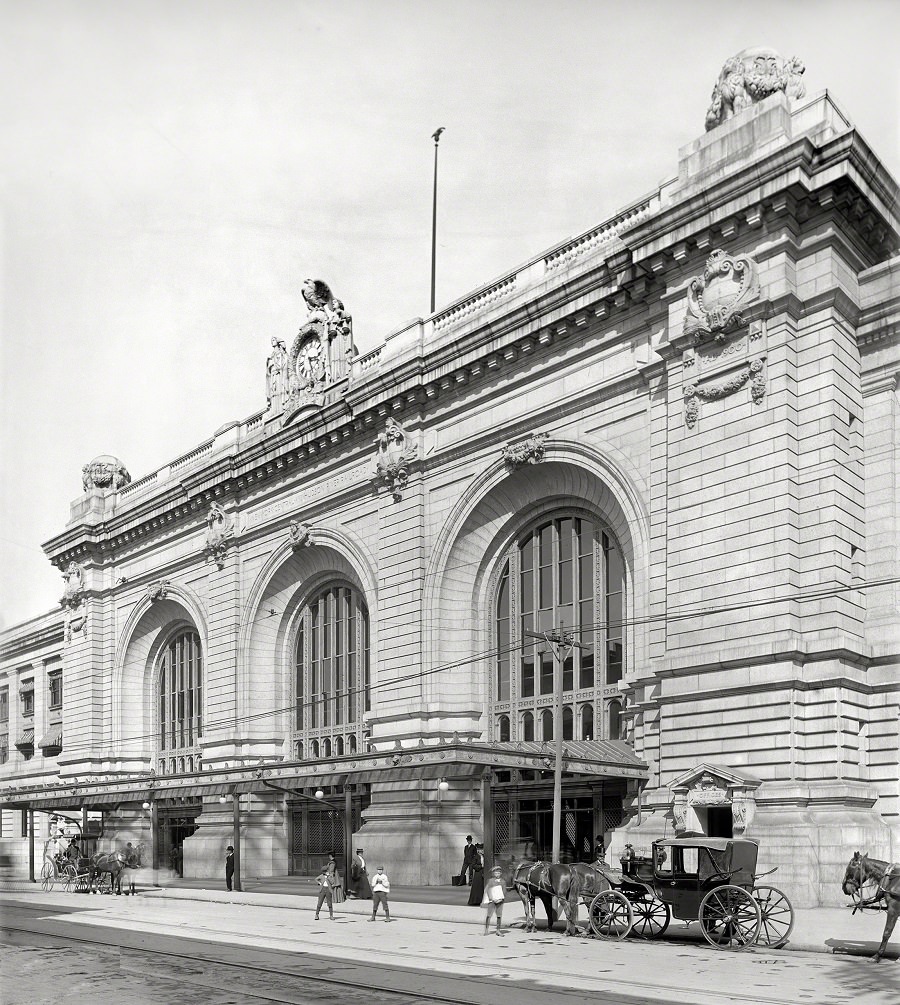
[[0, 617, 65, 663]]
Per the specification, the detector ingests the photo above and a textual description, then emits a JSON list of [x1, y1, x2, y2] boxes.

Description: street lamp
[[141, 801, 151, 811], [218, 794, 227, 805], [438, 780, 449, 792], [314, 788, 325, 800]]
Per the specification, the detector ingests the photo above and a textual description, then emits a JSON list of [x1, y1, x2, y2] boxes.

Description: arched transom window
[[157, 628, 202, 774], [293, 582, 370, 758], [493, 515, 626, 742]]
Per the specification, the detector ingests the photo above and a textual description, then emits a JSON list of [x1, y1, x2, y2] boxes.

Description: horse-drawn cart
[[587, 836, 794, 949]]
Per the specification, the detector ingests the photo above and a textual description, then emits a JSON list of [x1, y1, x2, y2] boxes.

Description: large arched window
[[294, 582, 370, 757], [158, 629, 202, 761], [493, 515, 626, 741]]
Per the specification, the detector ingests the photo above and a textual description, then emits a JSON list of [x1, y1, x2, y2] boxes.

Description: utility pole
[[524, 625, 590, 863], [430, 127, 445, 314]]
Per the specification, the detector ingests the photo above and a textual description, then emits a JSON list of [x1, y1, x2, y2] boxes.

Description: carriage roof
[[654, 836, 760, 856]]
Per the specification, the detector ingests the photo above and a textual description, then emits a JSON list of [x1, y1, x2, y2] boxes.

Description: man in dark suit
[[225, 845, 235, 891], [459, 835, 478, 885]]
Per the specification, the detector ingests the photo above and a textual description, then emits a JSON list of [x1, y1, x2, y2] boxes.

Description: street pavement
[[2, 881, 898, 1005], [133, 873, 898, 958]]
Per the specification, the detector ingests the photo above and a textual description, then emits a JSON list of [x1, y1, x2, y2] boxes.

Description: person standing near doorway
[[225, 845, 235, 891], [459, 835, 477, 885], [349, 847, 371, 899]]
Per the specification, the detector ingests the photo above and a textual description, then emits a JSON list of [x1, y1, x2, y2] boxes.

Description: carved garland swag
[[684, 358, 766, 429]]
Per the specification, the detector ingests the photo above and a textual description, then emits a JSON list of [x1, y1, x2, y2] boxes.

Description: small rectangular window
[[22, 686, 34, 718], [0, 734, 8, 765], [48, 673, 63, 711], [0, 688, 8, 723]]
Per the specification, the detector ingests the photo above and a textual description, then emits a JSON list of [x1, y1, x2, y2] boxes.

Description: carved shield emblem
[[684, 249, 760, 342]]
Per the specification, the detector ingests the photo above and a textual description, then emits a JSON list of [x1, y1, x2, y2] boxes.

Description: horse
[[842, 852, 900, 962], [89, 850, 127, 895], [548, 862, 609, 936], [512, 861, 556, 932]]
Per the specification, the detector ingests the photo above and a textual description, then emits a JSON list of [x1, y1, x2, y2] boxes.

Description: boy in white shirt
[[369, 864, 392, 922]]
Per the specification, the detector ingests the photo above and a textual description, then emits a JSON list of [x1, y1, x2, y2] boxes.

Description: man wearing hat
[[348, 847, 371, 899]]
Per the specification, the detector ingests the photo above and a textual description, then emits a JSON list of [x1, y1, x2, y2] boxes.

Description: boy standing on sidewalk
[[369, 864, 392, 922], [314, 863, 335, 921]]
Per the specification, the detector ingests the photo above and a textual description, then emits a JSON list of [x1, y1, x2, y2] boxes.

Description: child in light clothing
[[314, 863, 334, 920], [369, 864, 392, 922], [482, 865, 505, 935]]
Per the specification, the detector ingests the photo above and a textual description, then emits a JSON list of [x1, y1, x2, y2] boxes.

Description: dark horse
[[512, 861, 556, 932], [842, 852, 900, 962], [90, 850, 127, 894], [120, 843, 144, 895], [547, 862, 609, 936]]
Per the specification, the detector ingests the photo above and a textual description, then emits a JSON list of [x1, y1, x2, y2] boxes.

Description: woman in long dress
[[467, 845, 485, 906]]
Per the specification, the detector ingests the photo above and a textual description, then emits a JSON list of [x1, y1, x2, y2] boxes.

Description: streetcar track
[[1, 899, 859, 1005]]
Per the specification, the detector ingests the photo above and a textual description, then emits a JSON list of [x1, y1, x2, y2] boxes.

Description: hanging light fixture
[[314, 788, 325, 800], [218, 794, 227, 805], [438, 779, 449, 792], [141, 801, 151, 811]]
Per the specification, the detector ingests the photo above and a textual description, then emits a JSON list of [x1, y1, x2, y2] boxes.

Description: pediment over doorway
[[670, 762, 762, 795]]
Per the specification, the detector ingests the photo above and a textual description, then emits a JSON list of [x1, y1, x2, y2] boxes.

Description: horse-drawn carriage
[[587, 837, 794, 949], [40, 841, 144, 895], [516, 835, 794, 950]]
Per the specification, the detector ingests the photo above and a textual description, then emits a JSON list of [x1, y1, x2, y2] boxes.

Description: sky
[[1, 0, 898, 628]]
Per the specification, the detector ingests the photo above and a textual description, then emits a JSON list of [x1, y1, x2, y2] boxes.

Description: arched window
[[608, 700, 622, 741], [493, 515, 627, 740], [294, 582, 370, 756], [522, 710, 534, 741], [335, 736, 344, 756], [580, 703, 594, 741], [158, 629, 202, 755], [497, 714, 510, 742], [541, 708, 553, 741]]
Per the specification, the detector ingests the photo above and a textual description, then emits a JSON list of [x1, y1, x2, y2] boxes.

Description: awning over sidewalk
[[0, 738, 648, 809]]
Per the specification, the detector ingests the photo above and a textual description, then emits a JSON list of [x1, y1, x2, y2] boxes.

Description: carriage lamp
[[314, 788, 325, 799]]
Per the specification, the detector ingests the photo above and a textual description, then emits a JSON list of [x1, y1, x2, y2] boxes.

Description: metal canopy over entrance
[[0, 738, 647, 813]]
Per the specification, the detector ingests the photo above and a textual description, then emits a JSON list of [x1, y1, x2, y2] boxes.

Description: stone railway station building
[[1, 50, 898, 906]]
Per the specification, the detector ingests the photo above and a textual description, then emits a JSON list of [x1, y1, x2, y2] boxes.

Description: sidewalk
[[138, 876, 896, 958]]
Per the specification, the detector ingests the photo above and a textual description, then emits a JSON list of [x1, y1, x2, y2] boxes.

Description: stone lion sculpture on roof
[[705, 47, 806, 131]]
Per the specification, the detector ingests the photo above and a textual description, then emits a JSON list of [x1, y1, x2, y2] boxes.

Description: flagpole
[[430, 127, 445, 314]]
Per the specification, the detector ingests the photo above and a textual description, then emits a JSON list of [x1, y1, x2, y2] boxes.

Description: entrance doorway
[[157, 803, 200, 875], [703, 805, 733, 839], [289, 788, 369, 877]]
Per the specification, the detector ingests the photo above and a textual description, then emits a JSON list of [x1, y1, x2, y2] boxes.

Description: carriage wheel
[[588, 890, 634, 940], [40, 861, 55, 892], [630, 893, 670, 939], [699, 885, 761, 950], [753, 885, 794, 949], [62, 864, 78, 892]]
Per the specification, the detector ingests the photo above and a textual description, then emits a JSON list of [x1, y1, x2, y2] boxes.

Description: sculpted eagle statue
[[301, 279, 335, 312]]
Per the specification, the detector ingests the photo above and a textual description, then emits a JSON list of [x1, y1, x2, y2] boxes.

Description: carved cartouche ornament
[[59, 561, 85, 609], [81, 454, 131, 492], [502, 432, 548, 470], [683, 249, 760, 343], [705, 47, 805, 131], [288, 520, 312, 550], [202, 502, 235, 569], [147, 579, 171, 603], [374, 417, 417, 502]]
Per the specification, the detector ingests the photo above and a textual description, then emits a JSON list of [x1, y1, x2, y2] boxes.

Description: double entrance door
[[289, 789, 369, 878]]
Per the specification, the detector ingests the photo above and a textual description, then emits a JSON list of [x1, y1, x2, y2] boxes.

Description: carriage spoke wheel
[[630, 893, 670, 939], [588, 890, 634, 940], [62, 865, 78, 893], [699, 885, 761, 950], [40, 861, 55, 892], [753, 885, 794, 949]]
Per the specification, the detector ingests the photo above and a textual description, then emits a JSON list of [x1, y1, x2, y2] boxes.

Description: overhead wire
[[26, 573, 900, 759]]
